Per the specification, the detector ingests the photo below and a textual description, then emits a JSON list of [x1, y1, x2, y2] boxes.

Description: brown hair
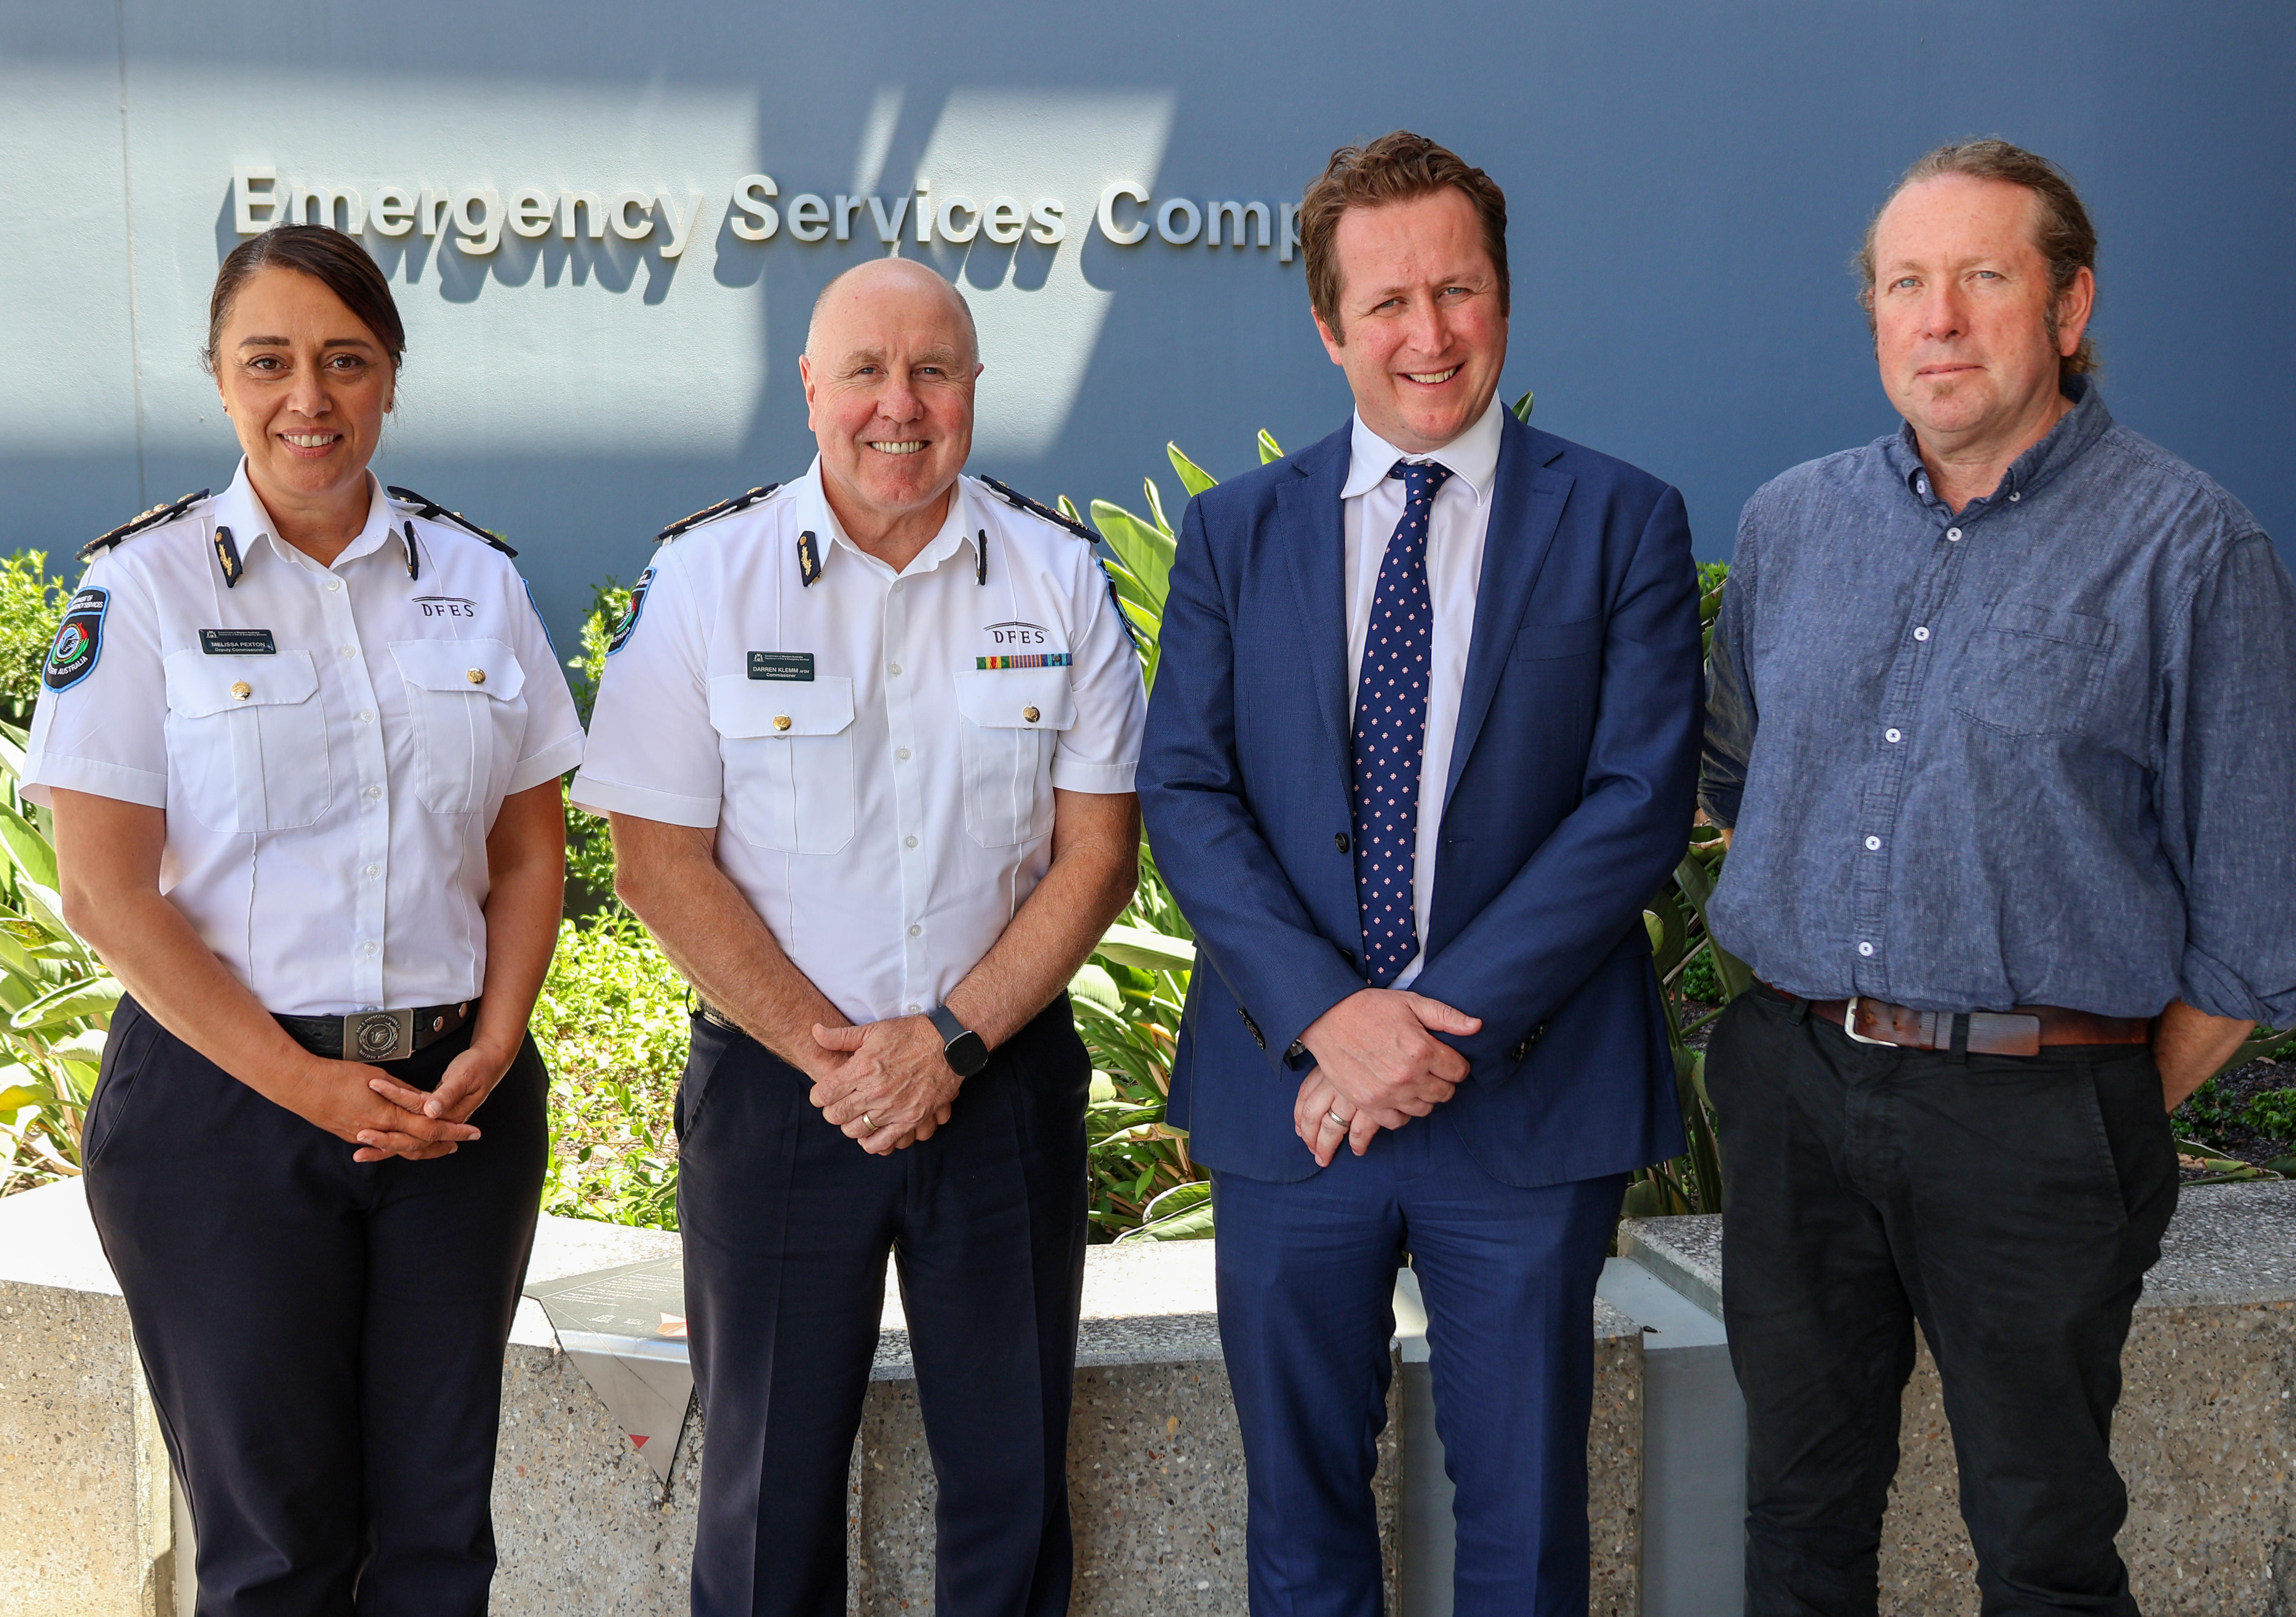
[[1856, 138, 2099, 378], [204, 224, 406, 375], [1300, 131, 1509, 338]]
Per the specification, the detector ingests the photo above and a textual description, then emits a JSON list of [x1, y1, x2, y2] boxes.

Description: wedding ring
[[861, 1113, 876, 1132], [1326, 1108, 1348, 1127]]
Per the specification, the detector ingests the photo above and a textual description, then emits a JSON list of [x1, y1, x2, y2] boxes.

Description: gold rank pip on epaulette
[[657, 483, 783, 544], [77, 489, 211, 564], [384, 486, 519, 557]]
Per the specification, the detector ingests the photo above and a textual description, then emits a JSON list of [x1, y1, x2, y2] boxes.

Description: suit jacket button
[[1334, 832, 1350, 853], [1511, 1039, 1530, 1062], [1340, 948, 1355, 969]]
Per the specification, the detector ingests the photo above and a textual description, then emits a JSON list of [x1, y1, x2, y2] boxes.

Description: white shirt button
[[1858, 941, 1875, 957], [907, 924, 922, 937], [365, 784, 383, 799], [892, 581, 904, 593], [1914, 627, 1930, 642], [1885, 728, 1901, 743], [888, 663, 902, 676], [2008, 492, 2020, 503], [906, 1004, 920, 1014], [1865, 836, 1881, 851], [904, 835, 918, 848], [896, 748, 911, 761], [364, 864, 380, 878], [326, 579, 342, 593], [1946, 528, 1962, 542], [357, 709, 374, 723], [361, 941, 378, 955]]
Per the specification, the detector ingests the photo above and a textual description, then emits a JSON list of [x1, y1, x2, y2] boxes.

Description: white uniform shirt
[[1340, 393, 1503, 988], [21, 461, 585, 1015], [571, 459, 1145, 1026]]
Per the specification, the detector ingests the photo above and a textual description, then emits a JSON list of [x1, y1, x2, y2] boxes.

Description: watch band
[[926, 1003, 990, 1078], [926, 1004, 968, 1047]]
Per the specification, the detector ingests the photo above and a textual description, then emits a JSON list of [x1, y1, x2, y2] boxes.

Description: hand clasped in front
[[1293, 987, 1480, 1168], [809, 1015, 961, 1155]]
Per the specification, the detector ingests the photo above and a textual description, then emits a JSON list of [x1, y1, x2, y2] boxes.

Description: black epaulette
[[78, 490, 210, 563], [978, 477, 1099, 544], [658, 483, 783, 543], [384, 486, 518, 557]]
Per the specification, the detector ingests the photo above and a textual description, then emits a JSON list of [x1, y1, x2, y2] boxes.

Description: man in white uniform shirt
[[573, 258, 1144, 1617]]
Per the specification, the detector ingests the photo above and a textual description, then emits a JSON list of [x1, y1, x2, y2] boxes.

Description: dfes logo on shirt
[[415, 596, 477, 619], [986, 620, 1050, 646]]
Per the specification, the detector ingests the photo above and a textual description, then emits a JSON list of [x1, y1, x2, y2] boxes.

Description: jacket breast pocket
[[162, 649, 331, 832], [1513, 615, 1604, 660], [390, 639, 528, 815], [710, 676, 857, 855], [1951, 603, 2116, 737], [954, 668, 1074, 847]]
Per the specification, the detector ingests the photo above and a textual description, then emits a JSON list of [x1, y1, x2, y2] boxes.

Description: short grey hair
[[803, 259, 979, 365]]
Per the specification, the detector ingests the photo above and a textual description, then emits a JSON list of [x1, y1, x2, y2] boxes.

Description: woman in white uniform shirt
[[22, 225, 583, 1615]]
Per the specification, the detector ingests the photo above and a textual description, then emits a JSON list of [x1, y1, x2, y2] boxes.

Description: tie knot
[[1388, 459, 1454, 505]]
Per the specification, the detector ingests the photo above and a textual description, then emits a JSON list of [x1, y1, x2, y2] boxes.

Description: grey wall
[[3, 1, 2289, 646]]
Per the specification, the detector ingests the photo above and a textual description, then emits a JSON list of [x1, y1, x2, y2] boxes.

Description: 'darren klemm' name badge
[[747, 652, 815, 682], [199, 629, 278, 656]]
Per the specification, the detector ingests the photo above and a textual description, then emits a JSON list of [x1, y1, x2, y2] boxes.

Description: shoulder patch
[[606, 568, 655, 655], [43, 588, 109, 691], [657, 482, 785, 543], [977, 477, 1099, 544], [78, 490, 210, 563], [384, 486, 518, 557]]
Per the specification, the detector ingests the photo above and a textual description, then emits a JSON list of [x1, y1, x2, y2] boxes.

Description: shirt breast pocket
[[954, 669, 1074, 847], [709, 676, 857, 855], [162, 649, 331, 832], [1951, 604, 2117, 737], [390, 639, 528, 815]]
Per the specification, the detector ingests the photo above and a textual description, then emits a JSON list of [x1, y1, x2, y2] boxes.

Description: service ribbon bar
[[975, 653, 1074, 669]]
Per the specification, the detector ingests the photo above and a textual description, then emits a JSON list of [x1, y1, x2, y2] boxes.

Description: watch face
[[947, 1030, 991, 1078]]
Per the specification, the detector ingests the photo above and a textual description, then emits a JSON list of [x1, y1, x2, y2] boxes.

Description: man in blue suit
[[1140, 131, 1703, 1615]]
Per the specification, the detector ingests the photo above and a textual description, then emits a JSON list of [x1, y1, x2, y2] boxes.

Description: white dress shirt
[[22, 461, 585, 1015], [1341, 393, 1504, 987], [570, 459, 1146, 1027]]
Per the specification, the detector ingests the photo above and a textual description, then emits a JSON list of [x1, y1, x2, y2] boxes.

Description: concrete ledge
[[1622, 1182, 2296, 1615]]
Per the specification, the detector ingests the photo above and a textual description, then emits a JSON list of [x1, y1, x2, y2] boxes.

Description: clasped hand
[[1293, 987, 1479, 1168], [809, 1015, 959, 1155], [285, 1041, 516, 1163]]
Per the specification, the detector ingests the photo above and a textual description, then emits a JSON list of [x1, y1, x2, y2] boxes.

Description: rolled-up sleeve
[[1050, 551, 1145, 794], [569, 550, 722, 828], [2163, 532, 2296, 1026], [1697, 510, 1760, 829], [21, 555, 169, 811]]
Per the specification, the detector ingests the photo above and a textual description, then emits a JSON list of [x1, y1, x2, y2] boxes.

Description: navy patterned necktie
[[1352, 459, 1453, 987]]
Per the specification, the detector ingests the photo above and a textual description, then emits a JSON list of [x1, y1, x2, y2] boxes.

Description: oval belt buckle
[[1842, 996, 1894, 1047]]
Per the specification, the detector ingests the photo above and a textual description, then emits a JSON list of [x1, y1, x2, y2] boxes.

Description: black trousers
[[82, 995, 547, 1617], [677, 997, 1090, 1617], [1705, 986, 2178, 1617]]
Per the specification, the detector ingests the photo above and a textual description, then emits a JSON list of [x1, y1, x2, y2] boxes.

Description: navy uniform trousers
[[83, 994, 548, 1617], [1212, 1108, 1627, 1617], [678, 996, 1090, 1617]]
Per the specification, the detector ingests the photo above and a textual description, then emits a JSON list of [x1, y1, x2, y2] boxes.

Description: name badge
[[199, 629, 277, 656], [748, 651, 815, 682]]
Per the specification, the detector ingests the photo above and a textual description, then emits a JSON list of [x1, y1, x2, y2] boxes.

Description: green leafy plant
[[0, 552, 65, 729]]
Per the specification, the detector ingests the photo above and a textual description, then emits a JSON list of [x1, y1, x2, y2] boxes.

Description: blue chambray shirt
[[1699, 379, 2296, 1026]]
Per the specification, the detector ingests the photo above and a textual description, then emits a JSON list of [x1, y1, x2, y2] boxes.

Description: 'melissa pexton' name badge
[[199, 629, 277, 656], [747, 652, 815, 682]]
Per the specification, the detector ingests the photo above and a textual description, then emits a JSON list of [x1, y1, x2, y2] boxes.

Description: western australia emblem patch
[[606, 568, 653, 656], [43, 589, 109, 691]]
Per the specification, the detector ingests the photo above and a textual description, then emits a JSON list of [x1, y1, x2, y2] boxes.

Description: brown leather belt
[[1768, 987, 2150, 1058]]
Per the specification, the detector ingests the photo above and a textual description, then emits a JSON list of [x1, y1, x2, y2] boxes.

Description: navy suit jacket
[[1140, 410, 1702, 1186]]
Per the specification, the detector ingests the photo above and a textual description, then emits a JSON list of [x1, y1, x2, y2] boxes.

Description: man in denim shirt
[[1701, 139, 2296, 1615]]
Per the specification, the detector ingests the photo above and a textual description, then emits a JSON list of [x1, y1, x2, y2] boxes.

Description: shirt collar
[[1341, 391, 1506, 501], [212, 458, 393, 576], [803, 456, 979, 581], [1887, 374, 2116, 505]]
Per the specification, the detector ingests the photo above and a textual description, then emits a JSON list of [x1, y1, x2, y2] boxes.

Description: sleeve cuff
[[568, 771, 721, 829], [506, 731, 586, 796], [2181, 945, 2296, 1029], [19, 754, 167, 811], [1051, 756, 1138, 794]]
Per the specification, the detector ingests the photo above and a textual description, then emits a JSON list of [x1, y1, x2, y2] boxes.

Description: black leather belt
[[276, 1000, 477, 1062]]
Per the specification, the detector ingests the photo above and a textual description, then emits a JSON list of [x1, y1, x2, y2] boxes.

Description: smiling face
[[213, 265, 393, 515], [1313, 187, 1507, 455], [1870, 174, 2093, 458], [800, 259, 981, 552]]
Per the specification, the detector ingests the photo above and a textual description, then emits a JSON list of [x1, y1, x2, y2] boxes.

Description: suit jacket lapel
[[1443, 414, 1572, 809], [1277, 428, 1353, 756]]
